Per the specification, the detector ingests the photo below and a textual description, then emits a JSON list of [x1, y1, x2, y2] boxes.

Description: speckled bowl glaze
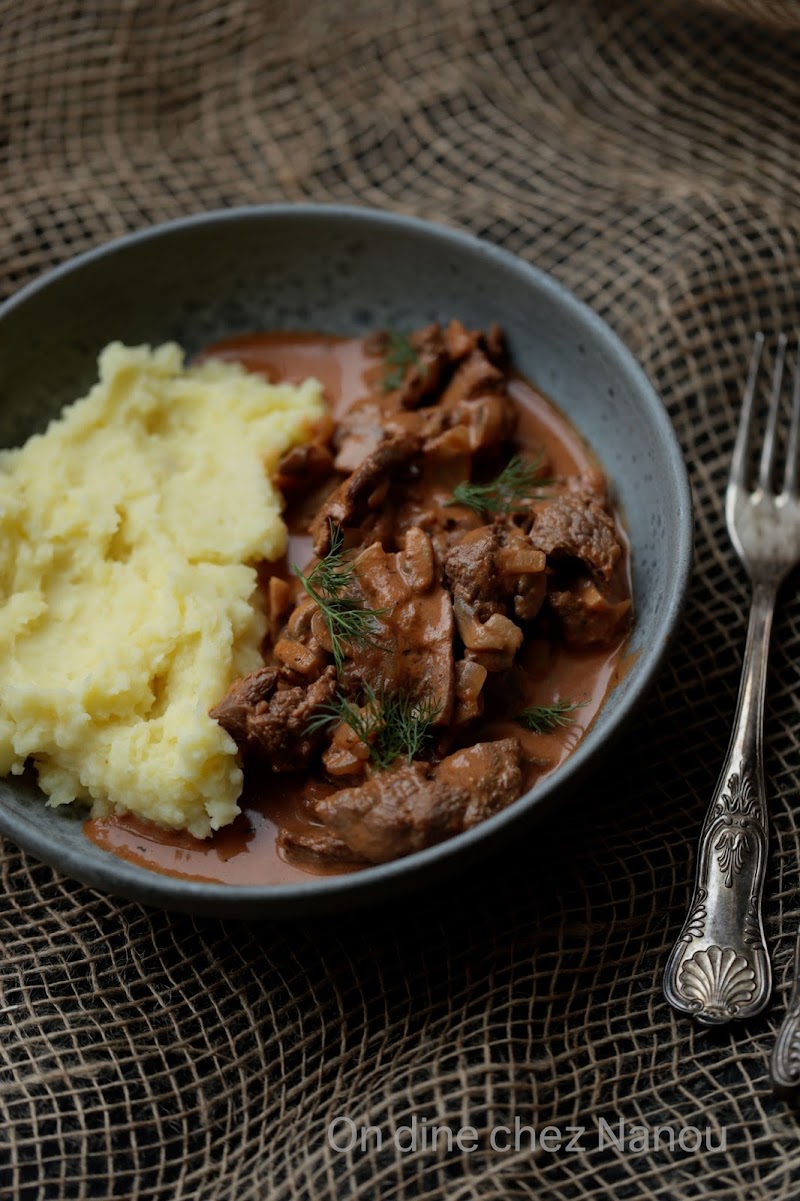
[[0, 206, 692, 917]]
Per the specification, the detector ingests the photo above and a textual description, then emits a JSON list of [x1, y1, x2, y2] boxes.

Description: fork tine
[[758, 333, 788, 492], [784, 337, 800, 497], [730, 333, 765, 490]]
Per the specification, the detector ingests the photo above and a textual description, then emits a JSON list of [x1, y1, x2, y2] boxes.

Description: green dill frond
[[294, 522, 386, 671], [376, 688, 442, 767], [301, 521, 354, 595], [381, 330, 421, 393], [447, 453, 550, 516], [305, 691, 382, 742], [514, 699, 586, 734], [307, 685, 442, 770]]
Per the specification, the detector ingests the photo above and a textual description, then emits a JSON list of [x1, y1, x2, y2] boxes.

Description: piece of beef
[[394, 323, 451, 410], [445, 526, 512, 615], [434, 739, 525, 827], [333, 402, 386, 474], [315, 737, 523, 863], [412, 507, 487, 577], [441, 318, 508, 367], [526, 492, 631, 648], [341, 535, 456, 725], [380, 321, 508, 413], [529, 492, 622, 585], [443, 319, 479, 362], [483, 322, 508, 365], [445, 524, 547, 620], [439, 348, 505, 404], [332, 398, 424, 474], [388, 452, 485, 573], [210, 665, 338, 772], [419, 345, 517, 459], [444, 523, 546, 670], [273, 441, 335, 500], [316, 762, 453, 862], [423, 394, 516, 459], [209, 666, 279, 748], [378, 321, 505, 410], [311, 433, 421, 556], [333, 322, 514, 478], [277, 825, 368, 865], [548, 580, 632, 649]]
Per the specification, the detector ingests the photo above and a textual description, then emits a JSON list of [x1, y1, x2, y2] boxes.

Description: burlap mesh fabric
[[3, 0, 800, 1196]]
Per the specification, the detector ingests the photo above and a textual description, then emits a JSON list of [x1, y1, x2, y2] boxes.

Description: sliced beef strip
[[381, 321, 507, 411], [315, 737, 523, 863], [417, 346, 517, 459], [423, 394, 516, 459], [395, 323, 451, 410], [333, 323, 515, 478], [529, 492, 622, 585], [333, 400, 422, 473], [442, 318, 507, 367], [333, 402, 385, 474], [210, 665, 338, 773], [439, 348, 506, 404], [443, 319, 479, 361], [311, 433, 421, 556], [342, 535, 456, 725], [483, 322, 508, 365]]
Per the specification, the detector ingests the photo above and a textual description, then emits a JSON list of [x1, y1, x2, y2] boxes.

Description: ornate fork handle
[[771, 932, 800, 1097], [664, 580, 775, 1025]]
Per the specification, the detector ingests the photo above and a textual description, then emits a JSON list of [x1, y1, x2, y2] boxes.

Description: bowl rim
[[0, 202, 693, 914]]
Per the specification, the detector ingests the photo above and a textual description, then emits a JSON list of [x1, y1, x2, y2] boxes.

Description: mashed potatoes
[[0, 342, 325, 837]]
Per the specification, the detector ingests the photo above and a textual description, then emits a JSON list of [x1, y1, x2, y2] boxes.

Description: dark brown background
[[3, 1, 800, 1197]]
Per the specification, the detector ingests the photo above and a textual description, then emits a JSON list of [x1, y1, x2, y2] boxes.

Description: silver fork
[[664, 333, 800, 1027]]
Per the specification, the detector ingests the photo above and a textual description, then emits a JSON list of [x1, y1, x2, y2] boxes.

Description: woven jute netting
[[3, 0, 800, 1197]]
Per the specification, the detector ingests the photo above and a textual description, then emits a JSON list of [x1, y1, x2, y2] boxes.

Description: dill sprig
[[294, 522, 386, 672], [447, 453, 550, 516], [299, 522, 356, 594], [308, 685, 442, 770], [382, 331, 421, 393], [515, 699, 586, 734]]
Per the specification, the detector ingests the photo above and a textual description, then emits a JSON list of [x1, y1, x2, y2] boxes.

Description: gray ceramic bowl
[[0, 205, 691, 917]]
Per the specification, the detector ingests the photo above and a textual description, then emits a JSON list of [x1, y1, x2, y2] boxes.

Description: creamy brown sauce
[[85, 332, 631, 883], [87, 777, 354, 885]]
